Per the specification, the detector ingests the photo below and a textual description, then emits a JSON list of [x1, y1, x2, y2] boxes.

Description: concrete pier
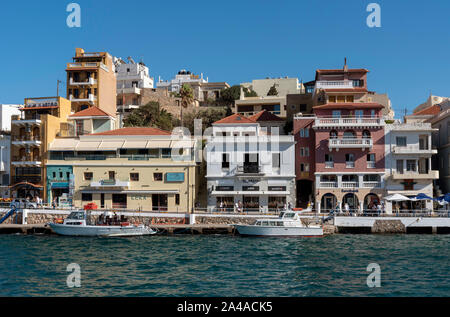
[[0, 224, 53, 235]]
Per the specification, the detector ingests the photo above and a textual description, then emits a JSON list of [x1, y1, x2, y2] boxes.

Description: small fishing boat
[[49, 210, 156, 237], [234, 209, 323, 237]]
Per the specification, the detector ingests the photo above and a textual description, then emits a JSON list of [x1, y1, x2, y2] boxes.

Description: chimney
[[343, 57, 348, 71], [240, 86, 245, 100]]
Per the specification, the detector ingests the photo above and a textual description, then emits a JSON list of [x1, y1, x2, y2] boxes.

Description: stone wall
[[195, 216, 256, 225], [140, 88, 198, 119], [371, 220, 406, 233]]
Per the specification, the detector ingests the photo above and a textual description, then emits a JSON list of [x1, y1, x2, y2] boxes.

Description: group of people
[[331, 201, 385, 215], [217, 201, 293, 213]]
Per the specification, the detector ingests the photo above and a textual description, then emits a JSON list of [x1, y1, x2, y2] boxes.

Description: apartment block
[[9, 97, 71, 201], [66, 48, 117, 115]]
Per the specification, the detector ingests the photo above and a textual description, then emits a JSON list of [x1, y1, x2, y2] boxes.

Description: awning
[[76, 141, 101, 151], [49, 138, 79, 151], [80, 189, 179, 194], [98, 140, 125, 150], [146, 140, 172, 148], [122, 140, 148, 148], [9, 182, 43, 188], [384, 194, 410, 201]]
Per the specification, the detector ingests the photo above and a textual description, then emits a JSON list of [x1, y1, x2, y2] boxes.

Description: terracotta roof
[[213, 113, 256, 124], [323, 88, 368, 93], [89, 127, 171, 136], [249, 110, 284, 122], [313, 103, 384, 110], [413, 104, 441, 116], [69, 107, 114, 118]]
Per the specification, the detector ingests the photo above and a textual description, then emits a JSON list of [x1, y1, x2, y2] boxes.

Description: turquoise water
[[0, 234, 448, 296]]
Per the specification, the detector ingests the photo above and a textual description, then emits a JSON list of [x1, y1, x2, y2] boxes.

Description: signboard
[[216, 186, 234, 191], [166, 172, 185, 182], [242, 186, 260, 191]]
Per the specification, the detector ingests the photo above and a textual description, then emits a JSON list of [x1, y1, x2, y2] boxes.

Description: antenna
[[57, 80, 62, 97]]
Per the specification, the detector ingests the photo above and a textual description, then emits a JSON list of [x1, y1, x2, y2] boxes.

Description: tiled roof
[[413, 104, 441, 116], [69, 107, 114, 118], [313, 103, 384, 110], [249, 110, 284, 122], [213, 113, 256, 124], [89, 127, 171, 136]]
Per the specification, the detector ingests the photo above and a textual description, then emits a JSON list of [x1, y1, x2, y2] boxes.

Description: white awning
[[122, 140, 148, 148], [76, 141, 101, 151], [98, 140, 125, 150], [171, 139, 195, 148], [49, 138, 79, 151], [146, 140, 172, 148]]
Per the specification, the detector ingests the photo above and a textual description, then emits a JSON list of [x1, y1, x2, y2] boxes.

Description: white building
[[384, 119, 439, 212], [0, 134, 11, 198], [157, 69, 208, 93], [0, 104, 22, 132], [205, 113, 296, 212]]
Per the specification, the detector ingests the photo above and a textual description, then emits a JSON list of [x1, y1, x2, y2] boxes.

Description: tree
[[243, 87, 257, 97], [123, 101, 174, 131], [179, 84, 195, 126], [267, 84, 278, 96], [219, 85, 258, 106], [180, 107, 230, 134]]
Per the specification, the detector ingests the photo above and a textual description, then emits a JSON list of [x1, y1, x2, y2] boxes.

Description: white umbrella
[[384, 194, 411, 201]]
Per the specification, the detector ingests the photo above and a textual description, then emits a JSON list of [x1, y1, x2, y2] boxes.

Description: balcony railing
[[236, 165, 262, 174], [315, 80, 355, 89], [392, 145, 437, 155], [318, 181, 381, 189], [12, 135, 41, 142], [313, 117, 383, 128], [345, 161, 355, 168], [319, 182, 338, 188], [329, 138, 373, 149], [325, 161, 334, 168], [362, 181, 381, 188], [342, 182, 359, 188], [367, 161, 376, 169], [392, 171, 439, 180], [69, 94, 96, 103], [69, 77, 97, 86]]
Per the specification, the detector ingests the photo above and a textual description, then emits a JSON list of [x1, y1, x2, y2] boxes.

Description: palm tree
[[179, 83, 194, 126]]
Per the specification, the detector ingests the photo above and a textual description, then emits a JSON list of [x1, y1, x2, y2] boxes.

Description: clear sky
[[1, 0, 449, 117]]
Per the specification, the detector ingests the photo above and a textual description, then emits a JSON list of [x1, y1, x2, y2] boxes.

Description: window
[[108, 171, 115, 180], [355, 110, 364, 118], [329, 96, 336, 103], [154, 173, 163, 181], [52, 172, 56, 178], [304, 163, 310, 172], [337, 96, 346, 103], [300, 128, 309, 138], [162, 148, 171, 158], [325, 154, 333, 162], [346, 95, 354, 103], [330, 130, 338, 139], [59, 172, 63, 178], [343, 130, 356, 139], [82, 193, 92, 201], [346, 153, 355, 161], [362, 130, 371, 138], [222, 153, 230, 169], [406, 160, 417, 172], [66, 172, 70, 179], [84, 172, 93, 181], [396, 137, 407, 147], [304, 147, 310, 157], [272, 153, 280, 168], [130, 173, 139, 181], [396, 160, 404, 174], [332, 110, 341, 118], [367, 154, 375, 162], [175, 194, 180, 205]]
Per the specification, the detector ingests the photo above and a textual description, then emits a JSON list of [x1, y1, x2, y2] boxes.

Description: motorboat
[[49, 210, 156, 237], [234, 209, 323, 237]]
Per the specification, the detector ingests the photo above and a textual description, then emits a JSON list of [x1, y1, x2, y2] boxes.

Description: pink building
[[294, 66, 386, 212]]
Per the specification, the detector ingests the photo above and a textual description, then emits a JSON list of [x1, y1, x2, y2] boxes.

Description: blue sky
[[1, 0, 449, 117]]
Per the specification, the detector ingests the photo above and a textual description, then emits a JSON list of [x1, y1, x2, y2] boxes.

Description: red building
[[294, 66, 386, 212]]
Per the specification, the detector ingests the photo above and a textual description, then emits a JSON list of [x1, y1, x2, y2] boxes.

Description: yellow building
[[47, 127, 198, 212], [66, 48, 117, 116], [10, 97, 71, 201]]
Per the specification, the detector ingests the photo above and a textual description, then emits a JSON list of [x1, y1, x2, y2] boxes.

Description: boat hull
[[49, 223, 156, 237], [234, 224, 323, 237]]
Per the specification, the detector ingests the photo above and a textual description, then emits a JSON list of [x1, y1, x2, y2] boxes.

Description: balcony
[[236, 165, 263, 175], [345, 161, 355, 168], [14, 175, 41, 184], [392, 145, 437, 155], [362, 181, 381, 188], [117, 87, 141, 95], [315, 80, 355, 90], [342, 182, 359, 188], [318, 180, 381, 189], [23, 98, 58, 110], [11, 117, 42, 126], [313, 117, 383, 128], [367, 161, 376, 169], [12, 156, 42, 166], [69, 94, 96, 104], [117, 104, 140, 112], [329, 138, 373, 150], [69, 77, 97, 86], [11, 135, 41, 146], [391, 170, 439, 180], [318, 182, 338, 188], [90, 179, 130, 188], [325, 161, 334, 168]]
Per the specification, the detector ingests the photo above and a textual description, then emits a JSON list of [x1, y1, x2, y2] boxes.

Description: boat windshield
[[283, 213, 296, 218], [67, 211, 85, 220], [279, 211, 285, 218]]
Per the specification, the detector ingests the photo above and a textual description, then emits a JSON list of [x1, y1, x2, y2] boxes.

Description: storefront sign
[[242, 186, 259, 191], [268, 186, 286, 191], [216, 186, 234, 191], [131, 195, 147, 200], [166, 172, 185, 182], [341, 189, 358, 193]]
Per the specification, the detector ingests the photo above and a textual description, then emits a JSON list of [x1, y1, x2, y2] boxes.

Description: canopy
[[384, 194, 411, 201], [436, 193, 450, 203], [411, 193, 434, 201]]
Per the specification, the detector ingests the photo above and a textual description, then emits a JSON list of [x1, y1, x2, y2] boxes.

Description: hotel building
[[47, 127, 198, 212], [66, 48, 117, 115], [9, 97, 71, 201], [384, 119, 438, 212], [294, 66, 386, 212], [205, 112, 296, 212]]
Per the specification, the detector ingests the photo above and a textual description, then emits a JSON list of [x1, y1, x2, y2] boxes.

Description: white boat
[[49, 210, 157, 237], [234, 209, 323, 237]]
